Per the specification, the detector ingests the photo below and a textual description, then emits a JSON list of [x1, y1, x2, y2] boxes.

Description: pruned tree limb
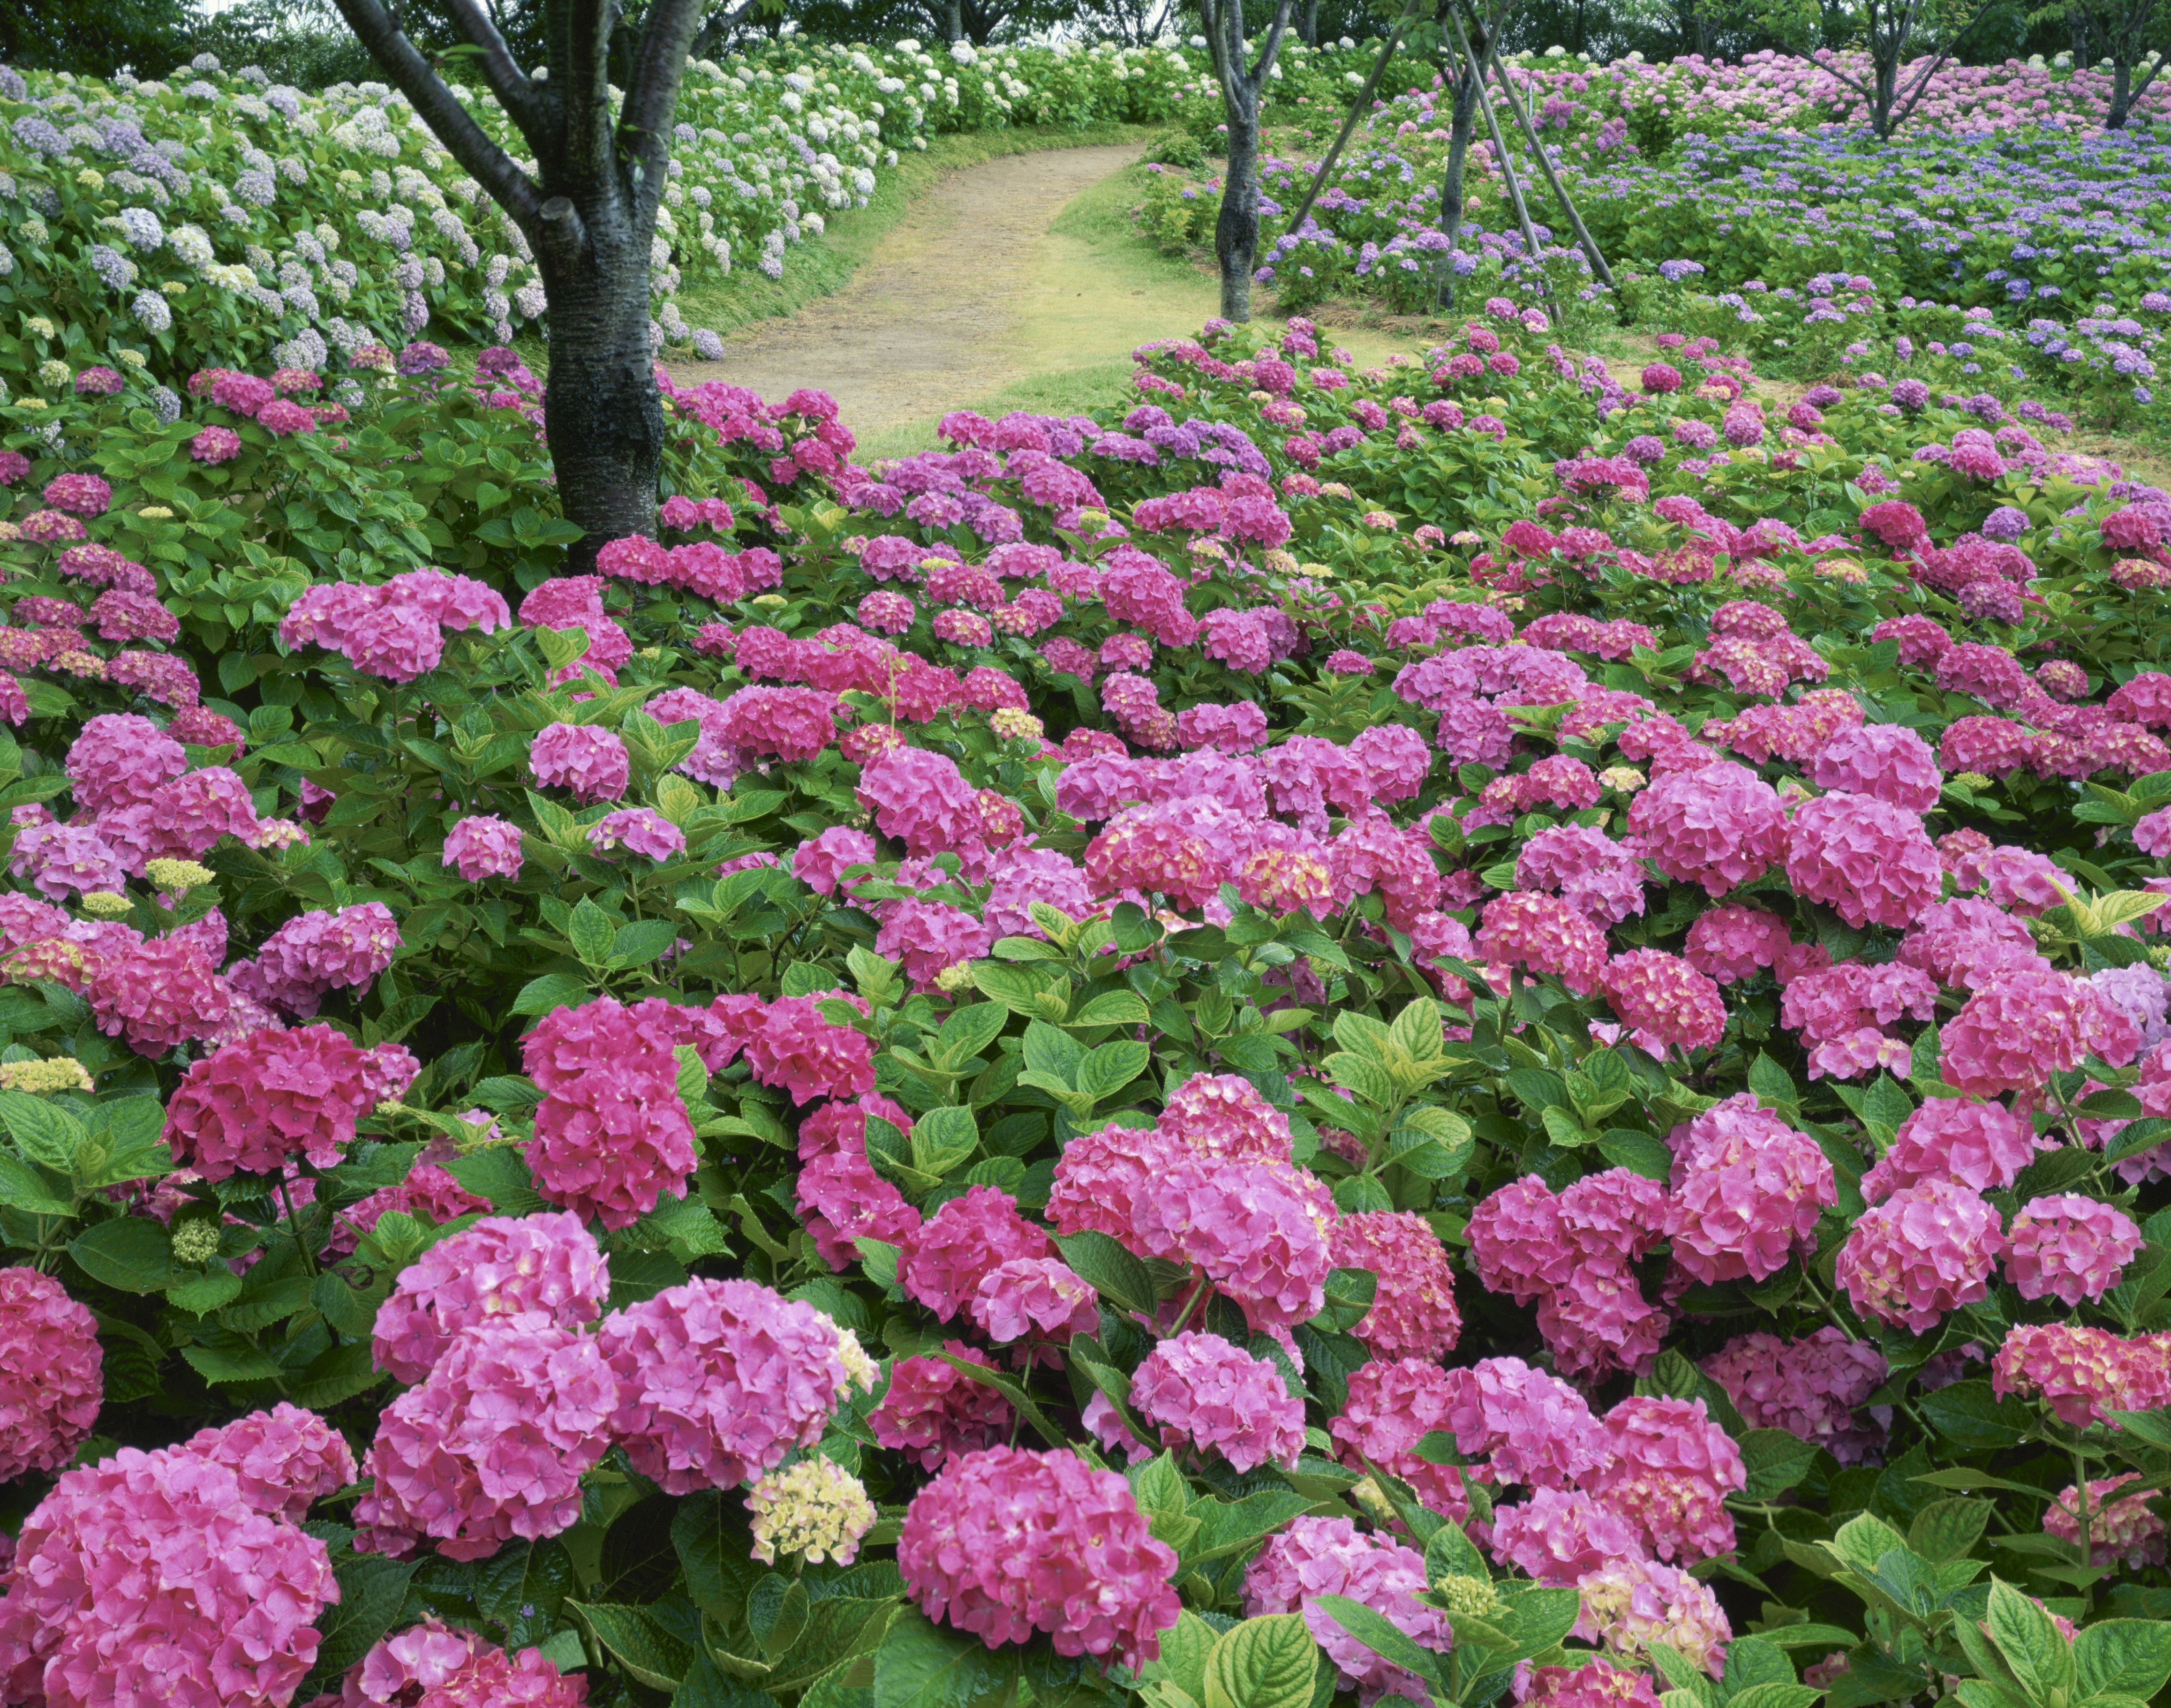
[[440, 0, 543, 135], [618, 0, 709, 221]]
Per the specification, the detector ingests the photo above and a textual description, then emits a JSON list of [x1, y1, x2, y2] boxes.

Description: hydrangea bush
[[0, 233, 2165, 1708]]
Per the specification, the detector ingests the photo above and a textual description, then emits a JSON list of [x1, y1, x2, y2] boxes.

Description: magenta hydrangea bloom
[[1837, 1177, 2005, 1332], [1600, 948, 1726, 1056], [597, 1277, 853, 1494], [966, 1257, 1099, 1344], [1046, 1122, 1193, 1249], [1156, 1072, 1294, 1162], [338, 1617, 586, 1708], [1489, 1488, 1642, 1585], [1808, 723, 1943, 813], [1573, 1556, 1730, 1678], [2004, 1193, 2142, 1304], [1626, 761, 1787, 896], [1703, 1328, 1889, 1465], [1992, 1323, 2171, 1428], [1244, 1515, 1449, 1704], [371, 1211, 608, 1384], [163, 1024, 378, 1179], [1330, 1356, 1481, 1522], [1329, 1210, 1462, 1362], [1588, 1395, 1745, 1563], [355, 1313, 617, 1561], [792, 826, 879, 895], [529, 722, 629, 803], [0, 1268, 101, 1481], [1440, 1354, 1606, 1490], [870, 1342, 1014, 1469], [1129, 1331, 1304, 1473], [521, 995, 698, 1229], [229, 901, 401, 1017], [898, 1186, 1053, 1322], [856, 745, 981, 856], [1467, 1176, 1577, 1304], [874, 896, 992, 992], [0, 1428, 341, 1708], [741, 993, 877, 1105], [1862, 1096, 2046, 1202], [1477, 891, 1609, 994], [897, 1446, 1180, 1670], [66, 713, 187, 814], [86, 936, 231, 1057], [1517, 1660, 1663, 1708], [2043, 1474, 2167, 1569], [442, 814, 526, 881], [1665, 1093, 1835, 1285], [1130, 1155, 1335, 1331], [1785, 791, 1942, 930], [796, 1147, 924, 1270], [587, 806, 687, 862], [1941, 969, 2137, 1097]]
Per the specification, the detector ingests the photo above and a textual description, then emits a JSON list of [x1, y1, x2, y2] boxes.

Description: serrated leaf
[[1202, 1613, 1319, 1708]]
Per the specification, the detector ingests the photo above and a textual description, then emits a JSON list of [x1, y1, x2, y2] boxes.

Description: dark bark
[[1200, 0, 1294, 322], [943, 0, 963, 41], [1434, 52, 1477, 308], [1300, 0, 1319, 45], [1813, 0, 1993, 136], [328, 0, 706, 567]]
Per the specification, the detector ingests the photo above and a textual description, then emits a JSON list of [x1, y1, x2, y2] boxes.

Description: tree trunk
[[2108, 55, 2133, 126], [538, 217, 665, 561], [1435, 61, 1476, 308], [943, 0, 962, 42], [1301, 0, 1319, 45], [1216, 80, 1261, 320]]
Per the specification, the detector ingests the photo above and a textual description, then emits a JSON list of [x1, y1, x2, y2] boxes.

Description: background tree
[[2032, 0, 2170, 121], [1196, 0, 1296, 320], [0, 0, 199, 75], [1810, 0, 1998, 131], [327, 0, 708, 564]]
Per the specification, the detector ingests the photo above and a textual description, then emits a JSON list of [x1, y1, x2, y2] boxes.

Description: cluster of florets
[[1328, 1358, 1476, 1520], [337, 1619, 588, 1708], [1245, 1515, 1449, 1702], [1703, 1328, 1889, 1463], [279, 572, 509, 682], [1586, 1396, 1747, 1563], [1329, 1210, 1462, 1361], [1477, 891, 1608, 994], [1665, 1095, 1835, 1285], [1573, 1556, 1731, 1678], [1837, 1177, 2005, 1331], [442, 813, 526, 881], [1784, 791, 1942, 929], [371, 1211, 609, 1384], [163, 1024, 386, 1178], [522, 996, 697, 1228], [597, 1277, 855, 1493], [529, 722, 630, 802], [897, 1446, 1180, 1670], [747, 1458, 878, 1568], [1128, 1331, 1304, 1472], [1600, 949, 1726, 1056], [1863, 1096, 2044, 1200], [2003, 1193, 2143, 1304], [1626, 762, 1787, 895], [870, 1341, 1014, 1468], [898, 1186, 1052, 1321], [1465, 1173, 1668, 1377], [0, 1407, 354, 1708], [2043, 1474, 2167, 1568], [965, 1256, 1098, 1346], [1128, 1152, 1336, 1331], [1991, 1323, 2171, 1426], [0, 1268, 101, 1481], [1940, 969, 2136, 1096], [230, 901, 400, 1016], [355, 1314, 617, 1560]]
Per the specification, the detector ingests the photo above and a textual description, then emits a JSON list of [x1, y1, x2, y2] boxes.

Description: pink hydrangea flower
[[871, 1342, 1014, 1468], [355, 1313, 617, 1560], [587, 806, 686, 861], [1588, 1396, 1745, 1563], [1993, 1323, 2171, 1428], [1477, 891, 1608, 994], [85, 936, 231, 1056], [1862, 1096, 2045, 1201], [162, 1024, 377, 1178], [529, 722, 629, 803], [856, 745, 981, 856], [1329, 1210, 1462, 1362], [1665, 1093, 1835, 1285], [1626, 762, 1787, 896], [229, 902, 401, 1017], [66, 713, 187, 814], [2043, 1474, 2167, 1568], [338, 1618, 586, 1708], [1837, 1177, 2005, 1332], [0, 1268, 100, 1481], [897, 1446, 1180, 1670], [371, 1211, 608, 1384], [1130, 1331, 1304, 1472], [874, 897, 992, 992], [521, 996, 697, 1229], [1046, 1123, 1193, 1249], [741, 993, 877, 1105], [598, 1277, 854, 1493], [442, 814, 525, 881], [899, 1186, 1053, 1322], [1574, 1557, 1730, 1678], [1490, 1488, 1643, 1585], [1156, 1072, 1293, 1162], [1941, 969, 2138, 1097], [1244, 1515, 1449, 1704], [1808, 723, 1943, 812], [1517, 1660, 1663, 1708], [1330, 1356, 1483, 1522], [1129, 1155, 1335, 1331], [1440, 1354, 1607, 1490], [966, 1257, 1099, 1344], [1703, 1328, 1889, 1465], [2004, 1193, 2142, 1304], [1785, 791, 1942, 930], [1601, 949, 1726, 1056], [795, 1147, 924, 1270]]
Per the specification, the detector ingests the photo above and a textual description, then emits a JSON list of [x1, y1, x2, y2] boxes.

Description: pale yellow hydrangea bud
[[988, 707, 1043, 741], [161, 282, 188, 298], [117, 350, 147, 370], [831, 1324, 879, 1393], [76, 169, 105, 190], [24, 317, 54, 340], [1433, 1574, 1506, 1618], [747, 1459, 876, 1567], [0, 1058, 93, 1094], [1598, 766, 1646, 794], [137, 505, 174, 520], [1954, 772, 1994, 791], [145, 858, 214, 891], [1349, 1476, 1395, 1526], [1262, 549, 1299, 577], [79, 892, 132, 918], [250, 820, 309, 849], [933, 963, 975, 993], [169, 1219, 222, 1266], [751, 593, 786, 607], [1074, 509, 1110, 530], [36, 361, 68, 389]]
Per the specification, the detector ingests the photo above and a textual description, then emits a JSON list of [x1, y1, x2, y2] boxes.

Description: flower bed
[[0, 262, 2166, 1704]]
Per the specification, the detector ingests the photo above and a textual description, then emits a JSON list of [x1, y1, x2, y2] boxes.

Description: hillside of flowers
[[0, 158, 2164, 1705], [1139, 50, 2171, 435]]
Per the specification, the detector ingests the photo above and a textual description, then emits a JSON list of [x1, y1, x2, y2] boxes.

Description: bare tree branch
[[440, 0, 543, 136], [326, 0, 543, 232], [1248, 0, 1294, 87], [618, 0, 709, 221], [1889, 0, 1996, 129], [560, 0, 618, 184]]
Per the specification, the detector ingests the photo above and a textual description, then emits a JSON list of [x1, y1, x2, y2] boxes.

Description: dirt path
[[666, 144, 1157, 444]]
